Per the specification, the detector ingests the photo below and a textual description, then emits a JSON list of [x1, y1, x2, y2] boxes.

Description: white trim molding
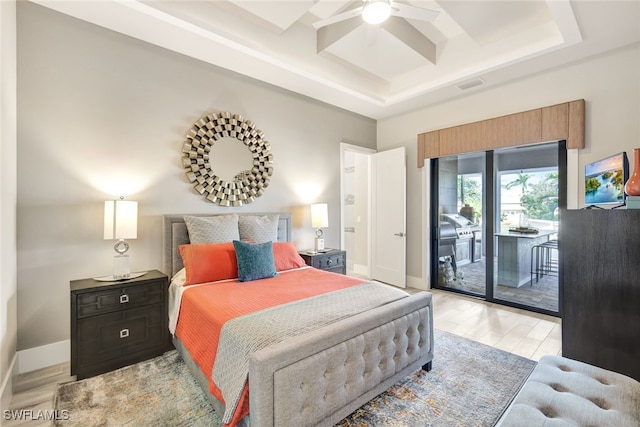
[[1, 353, 18, 411], [17, 340, 70, 374]]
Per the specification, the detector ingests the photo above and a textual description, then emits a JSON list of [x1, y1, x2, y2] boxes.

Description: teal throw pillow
[[233, 240, 278, 282]]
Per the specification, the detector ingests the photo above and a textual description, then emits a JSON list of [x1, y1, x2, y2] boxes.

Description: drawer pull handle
[[120, 294, 129, 304], [119, 328, 129, 339], [327, 259, 333, 266]]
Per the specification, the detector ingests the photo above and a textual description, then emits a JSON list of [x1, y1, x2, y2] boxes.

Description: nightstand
[[299, 249, 346, 275], [70, 269, 171, 380]]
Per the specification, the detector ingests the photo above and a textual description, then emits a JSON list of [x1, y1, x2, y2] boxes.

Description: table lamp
[[311, 203, 328, 253], [101, 197, 140, 280]]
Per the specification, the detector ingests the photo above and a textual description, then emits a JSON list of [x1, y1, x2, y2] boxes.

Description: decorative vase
[[624, 148, 640, 196]]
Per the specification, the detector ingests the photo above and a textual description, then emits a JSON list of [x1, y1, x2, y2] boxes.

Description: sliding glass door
[[432, 152, 487, 297], [431, 142, 564, 316], [492, 144, 560, 314]]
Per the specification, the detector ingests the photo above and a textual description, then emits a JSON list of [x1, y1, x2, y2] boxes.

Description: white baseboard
[[348, 270, 427, 289], [1, 353, 17, 411], [18, 340, 70, 374]]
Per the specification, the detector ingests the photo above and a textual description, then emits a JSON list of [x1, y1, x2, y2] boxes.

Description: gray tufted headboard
[[162, 213, 292, 278]]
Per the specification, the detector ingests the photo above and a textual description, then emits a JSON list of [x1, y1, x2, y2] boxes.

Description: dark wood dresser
[[70, 269, 171, 380], [299, 249, 346, 274], [560, 209, 640, 381]]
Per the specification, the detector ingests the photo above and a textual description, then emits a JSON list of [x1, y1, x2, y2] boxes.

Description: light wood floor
[[4, 362, 72, 427], [4, 288, 561, 427], [428, 288, 561, 361]]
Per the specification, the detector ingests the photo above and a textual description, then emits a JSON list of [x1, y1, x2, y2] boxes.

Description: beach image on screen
[[585, 153, 625, 204]]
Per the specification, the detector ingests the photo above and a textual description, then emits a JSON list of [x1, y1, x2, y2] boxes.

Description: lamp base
[[314, 237, 325, 252], [113, 254, 131, 280]]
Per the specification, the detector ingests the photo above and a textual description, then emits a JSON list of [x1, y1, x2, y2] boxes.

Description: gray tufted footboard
[[496, 355, 640, 427], [249, 291, 433, 427]]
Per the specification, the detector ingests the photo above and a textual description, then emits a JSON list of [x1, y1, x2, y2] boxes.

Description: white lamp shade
[[104, 200, 138, 240], [362, 0, 391, 24], [311, 203, 329, 228]]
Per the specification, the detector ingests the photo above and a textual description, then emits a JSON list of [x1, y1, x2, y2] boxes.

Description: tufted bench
[[497, 355, 640, 427]]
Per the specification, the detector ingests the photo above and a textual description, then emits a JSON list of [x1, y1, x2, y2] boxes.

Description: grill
[[439, 214, 481, 277], [439, 222, 458, 273], [439, 223, 458, 244]]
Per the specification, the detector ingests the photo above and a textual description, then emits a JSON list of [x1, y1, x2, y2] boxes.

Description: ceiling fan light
[[362, 0, 391, 24]]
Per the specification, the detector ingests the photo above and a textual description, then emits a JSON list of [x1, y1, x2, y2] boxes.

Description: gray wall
[[1, 0, 18, 407], [377, 42, 640, 285], [16, 2, 376, 351]]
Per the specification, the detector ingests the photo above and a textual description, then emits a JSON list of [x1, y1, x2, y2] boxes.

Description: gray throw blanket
[[212, 281, 408, 423]]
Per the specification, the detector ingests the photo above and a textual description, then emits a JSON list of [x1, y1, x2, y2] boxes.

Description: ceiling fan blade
[[391, 3, 440, 22], [313, 6, 364, 29]]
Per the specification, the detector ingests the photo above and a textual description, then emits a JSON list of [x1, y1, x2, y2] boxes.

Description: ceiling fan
[[313, 0, 440, 29]]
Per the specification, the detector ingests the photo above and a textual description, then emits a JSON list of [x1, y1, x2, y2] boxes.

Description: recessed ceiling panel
[[223, 0, 317, 31], [439, 0, 553, 45], [325, 24, 432, 81], [309, 0, 359, 21]]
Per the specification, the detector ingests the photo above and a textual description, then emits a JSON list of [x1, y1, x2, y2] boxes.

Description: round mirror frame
[[182, 112, 274, 206]]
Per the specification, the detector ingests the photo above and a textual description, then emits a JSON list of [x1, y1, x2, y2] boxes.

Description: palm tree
[[505, 172, 531, 194]]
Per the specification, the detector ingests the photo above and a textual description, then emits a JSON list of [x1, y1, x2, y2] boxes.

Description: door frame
[[427, 141, 566, 317], [340, 142, 376, 276]]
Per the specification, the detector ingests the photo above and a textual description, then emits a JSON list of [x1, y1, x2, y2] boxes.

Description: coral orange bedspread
[[174, 267, 365, 426]]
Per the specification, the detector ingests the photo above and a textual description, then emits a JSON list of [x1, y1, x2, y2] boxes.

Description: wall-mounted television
[[584, 152, 628, 207]]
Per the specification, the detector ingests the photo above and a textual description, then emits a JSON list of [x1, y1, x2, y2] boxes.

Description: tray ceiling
[[31, 0, 640, 119]]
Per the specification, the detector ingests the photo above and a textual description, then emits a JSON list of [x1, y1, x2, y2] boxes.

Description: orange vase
[[624, 148, 640, 196]]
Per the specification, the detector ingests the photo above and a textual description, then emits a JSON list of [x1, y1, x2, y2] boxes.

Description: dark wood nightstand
[[70, 269, 171, 380], [299, 249, 346, 275]]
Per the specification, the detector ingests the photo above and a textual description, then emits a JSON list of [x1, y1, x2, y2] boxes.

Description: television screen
[[584, 152, 628, 206]]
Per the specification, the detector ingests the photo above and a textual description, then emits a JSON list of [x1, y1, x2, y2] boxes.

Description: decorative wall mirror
[[182, 112, 274, 206]]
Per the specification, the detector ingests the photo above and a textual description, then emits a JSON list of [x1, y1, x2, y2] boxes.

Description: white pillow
[[239, 214, 280, 243], [171, 268, 186, 287], [184, 214, 239, 244]]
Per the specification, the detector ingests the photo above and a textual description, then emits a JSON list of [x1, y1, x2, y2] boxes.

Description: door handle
[[394, 232, 405, 237]]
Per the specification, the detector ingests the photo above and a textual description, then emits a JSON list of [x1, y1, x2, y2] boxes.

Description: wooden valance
[[417, 99, 585, 167]]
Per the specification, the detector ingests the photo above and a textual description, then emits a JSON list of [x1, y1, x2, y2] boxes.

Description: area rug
[[54, 330, 535, 427]]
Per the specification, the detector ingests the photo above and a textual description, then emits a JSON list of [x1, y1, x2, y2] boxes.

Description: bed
[[162, 212, 434, 427]]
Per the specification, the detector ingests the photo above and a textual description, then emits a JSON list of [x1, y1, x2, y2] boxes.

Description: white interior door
[[371, 147, 406, 287]]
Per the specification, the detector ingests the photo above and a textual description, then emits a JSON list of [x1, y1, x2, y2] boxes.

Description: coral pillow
[[178, 242, 238, 286], [273, 242, 306, 272]]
